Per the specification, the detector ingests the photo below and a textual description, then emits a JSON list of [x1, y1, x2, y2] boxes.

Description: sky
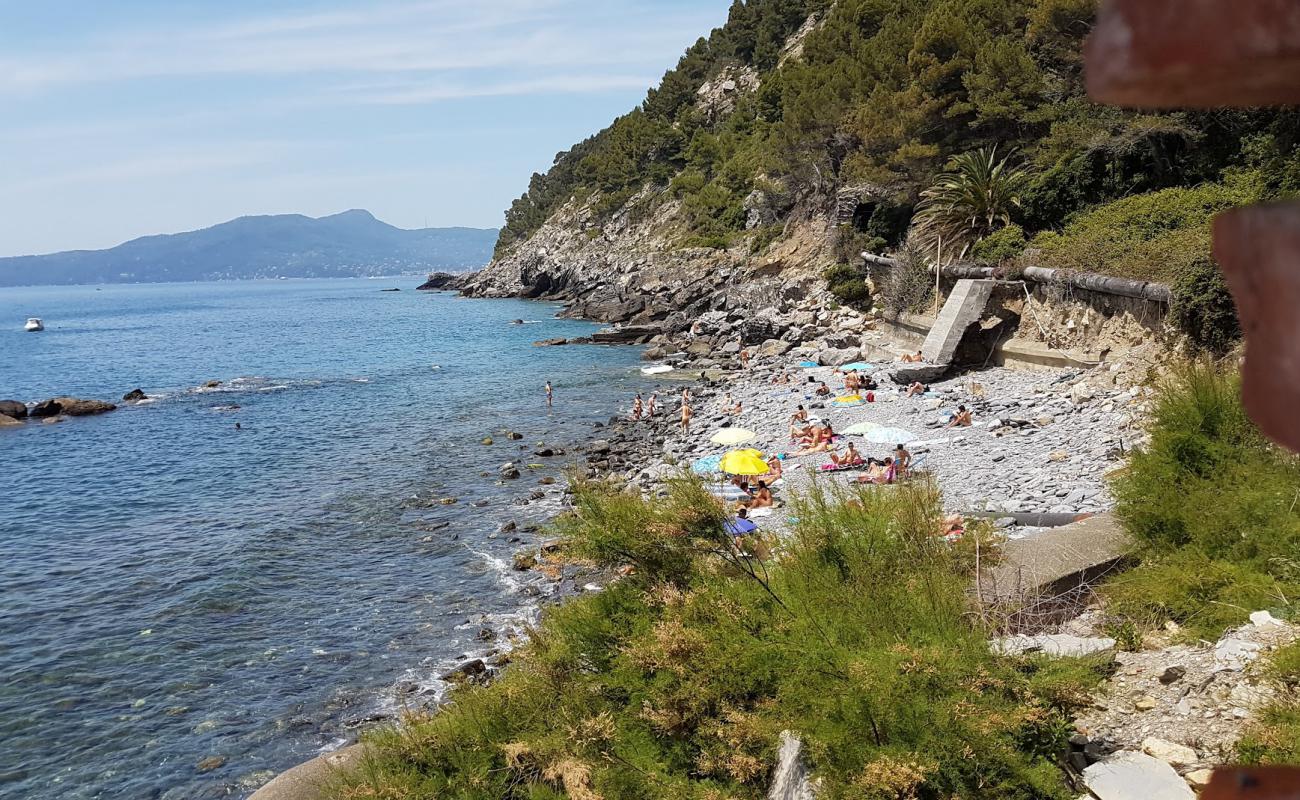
[[0, 0, 730, 257]]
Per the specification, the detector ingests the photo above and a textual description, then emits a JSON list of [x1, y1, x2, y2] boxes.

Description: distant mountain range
[[0, 210, 497, 287]]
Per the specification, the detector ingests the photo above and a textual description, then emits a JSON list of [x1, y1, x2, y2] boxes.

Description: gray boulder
[[817, 347, 860, 367], [0, 400, 26, 419], [52, 397, 116, 416], [822, 332, 859, 349], [889, 364, 950, 385]]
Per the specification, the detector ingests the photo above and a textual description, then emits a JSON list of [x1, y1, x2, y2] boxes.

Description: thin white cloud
[[6, 142, 301, 193], [0, 1, 703, 94], [344, 73, 658, 105]]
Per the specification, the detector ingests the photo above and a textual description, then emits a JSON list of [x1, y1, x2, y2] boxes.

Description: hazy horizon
[[1, 209, 496, 260], [0, 0, 730, 258]]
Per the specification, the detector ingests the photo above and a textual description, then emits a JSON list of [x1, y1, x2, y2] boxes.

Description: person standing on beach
[[681, 398, 692, 432], [631, 393, 643, 421], [740, 348, 750, 369], [647, 392, 657, 417], [545, 381, 553, 408]]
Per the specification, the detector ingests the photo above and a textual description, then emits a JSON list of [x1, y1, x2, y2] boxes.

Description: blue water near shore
[[0, 279, 650, 799]]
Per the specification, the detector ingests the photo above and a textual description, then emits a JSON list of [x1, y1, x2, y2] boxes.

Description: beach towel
[[819, 460, 865, 472]]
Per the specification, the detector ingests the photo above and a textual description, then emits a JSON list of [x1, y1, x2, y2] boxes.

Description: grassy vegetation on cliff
[[1103, 364, 1300, 643], [493, 0, 1300, 274], [339, 478, 1105, 799]]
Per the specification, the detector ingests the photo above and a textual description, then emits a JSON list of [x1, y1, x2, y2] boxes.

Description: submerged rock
[[122, 389, 148, 403]]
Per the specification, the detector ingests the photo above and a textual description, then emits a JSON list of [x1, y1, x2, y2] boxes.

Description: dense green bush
[[972, 223, 1027, 265], [492, 0, 1300, 268], [341, 478, 1103, 800], [1169, 257, 1240, 355], [1030, 176, 1261, 282], [1106, 364, 1300, 640], [824, 263, 873, 310]]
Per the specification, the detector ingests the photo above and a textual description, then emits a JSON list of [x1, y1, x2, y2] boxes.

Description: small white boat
[[24, 318, 43, 332]]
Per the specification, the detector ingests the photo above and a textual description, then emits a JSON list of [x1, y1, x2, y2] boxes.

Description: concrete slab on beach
[[983, 512, 1135, 601]]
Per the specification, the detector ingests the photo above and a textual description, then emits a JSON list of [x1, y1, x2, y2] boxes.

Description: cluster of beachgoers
[[612, 347, 1153, 543]]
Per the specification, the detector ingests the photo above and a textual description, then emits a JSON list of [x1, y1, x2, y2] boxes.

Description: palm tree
[[912, 147, 1030, 261]]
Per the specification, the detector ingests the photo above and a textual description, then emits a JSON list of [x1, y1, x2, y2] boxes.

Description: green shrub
[[1238, 642, 1300, 765], [878, 237, 935, 319], [340, 479, 1101, 800], [749, 224, 784, 254], [1169, 257, 1240, 355], [1106, 364, 1300, 641], [824, 263, 873, 311], [972, 224, 1027, 265], [1030, 176, 1262, 282]]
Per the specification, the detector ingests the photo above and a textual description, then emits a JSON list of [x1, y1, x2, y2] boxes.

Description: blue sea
[[0, 279, 651, 799]]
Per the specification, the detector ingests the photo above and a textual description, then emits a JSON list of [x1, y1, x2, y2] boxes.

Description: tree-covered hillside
[[494, 0, 1300, 296]]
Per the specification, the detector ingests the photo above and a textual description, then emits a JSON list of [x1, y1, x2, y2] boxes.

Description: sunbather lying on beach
[[855, 462, 894, 484], [900, 350, 924, 363], [766, 455, 783, 480], [791, 423, 834, 456], [946, 405, 973, 428], [907, 382, 927, 397], [798, 421, 833, 445]]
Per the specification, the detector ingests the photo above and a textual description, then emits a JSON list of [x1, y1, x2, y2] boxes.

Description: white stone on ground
[[1082, 751, 1195, 800], [993, 634, 1117, 658]]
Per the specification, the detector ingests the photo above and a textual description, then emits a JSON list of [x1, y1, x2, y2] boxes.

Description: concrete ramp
[[921, 279, 996, 364]]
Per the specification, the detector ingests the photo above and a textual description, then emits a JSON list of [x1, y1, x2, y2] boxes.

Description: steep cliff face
[[462, 7, 836, 328], [463, 195, 837, 323]]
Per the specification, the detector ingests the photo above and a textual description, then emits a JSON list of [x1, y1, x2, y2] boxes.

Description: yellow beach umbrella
[[719, 449, 770, 476], [710, 427, 756, 446]]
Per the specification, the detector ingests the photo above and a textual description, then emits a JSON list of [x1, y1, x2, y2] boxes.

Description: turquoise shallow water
[[0, 279, 648, 799]]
